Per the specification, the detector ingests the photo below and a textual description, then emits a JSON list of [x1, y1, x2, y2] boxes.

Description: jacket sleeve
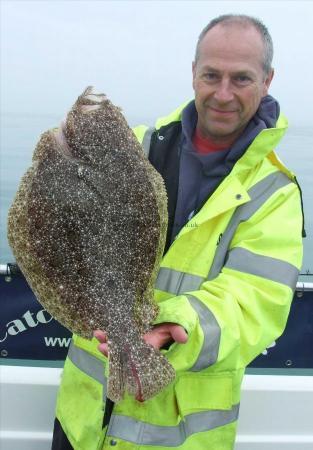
[[153, 179, 303, 373]]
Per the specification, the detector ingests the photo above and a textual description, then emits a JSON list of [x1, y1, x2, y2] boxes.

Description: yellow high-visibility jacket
[[55, 103, 303, 450]]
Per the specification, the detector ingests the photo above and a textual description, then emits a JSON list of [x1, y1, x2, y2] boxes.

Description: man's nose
[[213, 78, 234, 103]]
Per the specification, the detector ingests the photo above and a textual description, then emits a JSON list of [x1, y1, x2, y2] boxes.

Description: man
[[52, 14, 304, 450]]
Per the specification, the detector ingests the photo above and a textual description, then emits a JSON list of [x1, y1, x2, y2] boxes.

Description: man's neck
[[193, 127, 229, 154], [195, 124, 246, 149], [195, 126, 233, 151]]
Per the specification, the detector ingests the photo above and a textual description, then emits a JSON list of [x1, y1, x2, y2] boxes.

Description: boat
[[0, 264, 313, 450]]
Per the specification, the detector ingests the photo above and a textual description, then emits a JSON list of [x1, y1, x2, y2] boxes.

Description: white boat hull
[[1, 365, 313, 450]]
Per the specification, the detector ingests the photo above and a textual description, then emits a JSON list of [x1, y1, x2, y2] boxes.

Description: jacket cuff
[[153, 295, 198, 335]]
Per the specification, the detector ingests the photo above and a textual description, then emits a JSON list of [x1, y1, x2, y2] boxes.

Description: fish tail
[[125, 340, 175, 402], [107, 344, 129, 403], [107, 339, 175, 403]]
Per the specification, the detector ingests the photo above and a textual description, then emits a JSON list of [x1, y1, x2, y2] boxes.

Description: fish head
[[61, 86, 132, 167]]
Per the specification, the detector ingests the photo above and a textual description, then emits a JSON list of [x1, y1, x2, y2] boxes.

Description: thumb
[[170, 324, 188, 344]]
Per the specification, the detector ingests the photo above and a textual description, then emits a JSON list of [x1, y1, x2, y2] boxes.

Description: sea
[[1, 113, 312, 276]]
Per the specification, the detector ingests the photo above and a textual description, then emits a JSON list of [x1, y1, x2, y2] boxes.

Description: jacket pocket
[[174, 372, 233, 418]]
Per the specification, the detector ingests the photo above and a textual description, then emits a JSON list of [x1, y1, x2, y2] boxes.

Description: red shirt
[[192, 128, 229, 154]]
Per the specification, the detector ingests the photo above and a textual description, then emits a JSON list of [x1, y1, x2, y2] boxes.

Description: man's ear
[[263, 68, 274, 95], [192, 61, 196, 90]]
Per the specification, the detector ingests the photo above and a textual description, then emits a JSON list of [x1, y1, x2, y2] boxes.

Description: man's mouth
[[209, 106, 237, 115]]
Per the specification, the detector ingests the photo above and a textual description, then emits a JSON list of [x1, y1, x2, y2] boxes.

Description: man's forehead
[[196, 23, 265, 71], [199, 64, 257, 77], [200, 22, 264, 51]]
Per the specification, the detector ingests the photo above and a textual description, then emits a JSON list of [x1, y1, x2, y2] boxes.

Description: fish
[[7, 86, 175, 402]]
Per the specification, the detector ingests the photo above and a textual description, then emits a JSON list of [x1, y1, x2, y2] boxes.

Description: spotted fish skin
[[7, 87, 175, 402]]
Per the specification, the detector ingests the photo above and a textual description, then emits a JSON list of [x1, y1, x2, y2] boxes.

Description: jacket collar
[[155, 96, 289, 176]]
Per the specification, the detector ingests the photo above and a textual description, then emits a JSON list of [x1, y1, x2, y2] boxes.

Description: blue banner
[[249, 287, 313, 369], [0, 269, 72, 360], [1, 268, 313, 368]]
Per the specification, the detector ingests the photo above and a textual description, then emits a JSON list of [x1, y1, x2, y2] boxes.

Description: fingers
[[143, 330, 163, 349], [93, 330, 109, 357], [92, 323, 188, 359], [97, 342, 109, 357], [93, 329, 107, 343], [170, 325, 188, 344], [143, 323, 188, 350]]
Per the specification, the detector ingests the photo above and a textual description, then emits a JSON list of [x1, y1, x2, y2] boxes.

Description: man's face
[[192, 23, 274, 145]]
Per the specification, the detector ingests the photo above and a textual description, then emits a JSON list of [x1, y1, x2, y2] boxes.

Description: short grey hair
[[194, 14, 273, 75]]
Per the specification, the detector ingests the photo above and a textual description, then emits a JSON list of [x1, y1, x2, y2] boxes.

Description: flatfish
[[7, 87, 175, 402]]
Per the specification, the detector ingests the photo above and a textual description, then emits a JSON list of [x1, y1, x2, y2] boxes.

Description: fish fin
[[107, 340, 175, 403], [107, 339, 175, 402], [107, 343, 128, 403], [125, 340, 175, 402]]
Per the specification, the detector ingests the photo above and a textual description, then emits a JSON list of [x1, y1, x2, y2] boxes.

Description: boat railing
[[1, 263, 313, 291]]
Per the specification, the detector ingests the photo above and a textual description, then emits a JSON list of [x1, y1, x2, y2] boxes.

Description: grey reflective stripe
[[187, 295, 221, 370], [107, 403, 239, 446], [208, 171, 293, 281], [156, 172, 294, 295], [142, 126, 155, 157], [68, 342, 107, 399], [225, 247, 299, 289], [155, 267, 205, 294]]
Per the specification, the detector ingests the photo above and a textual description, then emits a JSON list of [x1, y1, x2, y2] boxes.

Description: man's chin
[[201, 124, 244, 145]]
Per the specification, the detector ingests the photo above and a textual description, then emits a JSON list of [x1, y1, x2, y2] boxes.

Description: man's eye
[[234, 75, 251, 85], [204, 72, 219, 81]]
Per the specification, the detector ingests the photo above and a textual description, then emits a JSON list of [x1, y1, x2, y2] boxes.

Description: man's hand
[[93, 323, 188, 358], [93, 329, 108, 356], [143, 322, 188, 349]]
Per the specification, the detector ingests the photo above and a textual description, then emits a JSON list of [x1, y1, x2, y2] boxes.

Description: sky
[[1, 0, 313, 269], [1, 0, 313, 126]]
